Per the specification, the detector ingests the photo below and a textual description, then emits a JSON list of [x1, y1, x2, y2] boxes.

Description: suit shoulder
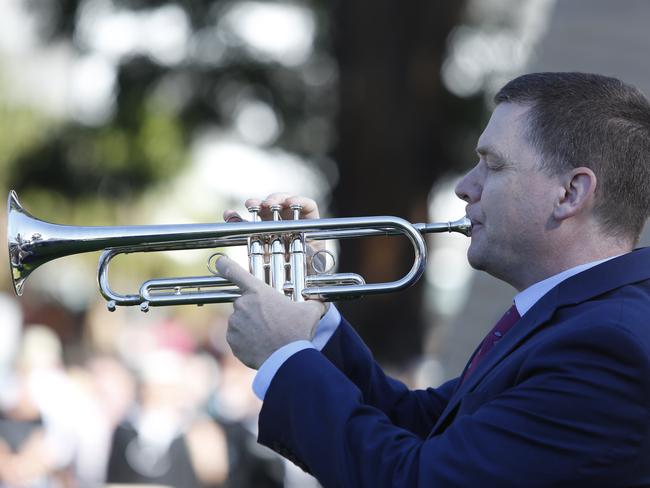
[[522, 300, 650, 394], [552, 285, 650, 360]]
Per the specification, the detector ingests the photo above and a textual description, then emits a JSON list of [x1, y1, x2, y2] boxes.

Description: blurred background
[[1, 0, 649, 486]]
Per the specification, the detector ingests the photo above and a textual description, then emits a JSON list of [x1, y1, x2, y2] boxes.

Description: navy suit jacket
[[258, 248, 650, 487]]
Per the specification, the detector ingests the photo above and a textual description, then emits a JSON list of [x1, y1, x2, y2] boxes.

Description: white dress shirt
[[513, 255, 619, 316]]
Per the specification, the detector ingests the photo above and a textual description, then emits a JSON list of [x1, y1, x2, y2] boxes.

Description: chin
[[466, 245, 487, 271]]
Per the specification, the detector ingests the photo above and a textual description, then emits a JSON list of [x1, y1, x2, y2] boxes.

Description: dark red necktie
[[462, 304, 521, 382]]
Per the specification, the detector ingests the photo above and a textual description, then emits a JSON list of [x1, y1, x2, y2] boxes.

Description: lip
[[465, 207, 480, 224]]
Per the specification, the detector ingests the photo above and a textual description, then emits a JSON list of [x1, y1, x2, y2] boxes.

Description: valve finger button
[[247, 205, 261, 222], [270, 205, 282, 221], [290, 204, 303, 220]]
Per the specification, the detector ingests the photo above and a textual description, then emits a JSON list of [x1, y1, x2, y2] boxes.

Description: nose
[[455, 163, 481, 203]]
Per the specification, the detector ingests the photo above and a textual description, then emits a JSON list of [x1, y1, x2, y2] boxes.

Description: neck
[[510, 232, 633, 291]]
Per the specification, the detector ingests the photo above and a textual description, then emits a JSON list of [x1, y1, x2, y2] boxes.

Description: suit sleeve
[[320, 316, 459, 438], [258, 323, 650, 487]]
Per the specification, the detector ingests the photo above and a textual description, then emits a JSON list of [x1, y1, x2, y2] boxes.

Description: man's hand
[[223, 192, 322, 222], [216, 255, 326, 370], [223, 193, 328, 269]]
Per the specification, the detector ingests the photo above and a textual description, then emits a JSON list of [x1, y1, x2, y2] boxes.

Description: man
[[217, 73, 650, 486]]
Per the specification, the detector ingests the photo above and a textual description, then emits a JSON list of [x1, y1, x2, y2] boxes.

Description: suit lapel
[[429, 247, 650, 437], [430, 287, 559, 435]]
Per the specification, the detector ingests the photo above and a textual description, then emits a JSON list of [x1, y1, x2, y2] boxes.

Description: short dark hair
[[495, 72, 650, 243]]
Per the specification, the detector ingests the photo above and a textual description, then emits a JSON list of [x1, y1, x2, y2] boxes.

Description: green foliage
[[0, 106, 51, 188], [5, 1, 335, 202], [8, 105, 187, 200]]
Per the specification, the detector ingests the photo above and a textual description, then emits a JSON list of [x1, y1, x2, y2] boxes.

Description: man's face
[[455, 102, 563, 290]]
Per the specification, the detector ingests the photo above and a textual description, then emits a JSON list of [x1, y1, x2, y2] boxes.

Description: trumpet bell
[[8, 190, 52, 296]]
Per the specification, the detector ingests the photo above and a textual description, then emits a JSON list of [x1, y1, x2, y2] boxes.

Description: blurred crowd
[[0, 293, 318, 488]]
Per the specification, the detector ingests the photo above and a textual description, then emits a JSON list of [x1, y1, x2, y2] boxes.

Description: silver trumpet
[[7, 190, 471, 312]]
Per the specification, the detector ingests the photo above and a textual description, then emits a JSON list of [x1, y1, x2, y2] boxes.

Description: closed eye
[[476, 145, 510, 171], [486, 158, 506, 171]]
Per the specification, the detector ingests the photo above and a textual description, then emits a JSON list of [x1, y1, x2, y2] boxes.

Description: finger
[[244, 198, 263, 210], [260, 192, 293, 220], [225, 320, 239, 351], [306, 299, 326, 317], [223, 210, 245, 223], [303, 300, 327, 338], [215, 255, 262, 292], [263, 192, 293, 206], [285, 196, 320, 219], [232, 293, 252, 311], [261, 193, 321, 220]]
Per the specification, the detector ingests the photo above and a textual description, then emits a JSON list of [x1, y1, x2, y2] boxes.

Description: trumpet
[[7, 190, 471, 312]]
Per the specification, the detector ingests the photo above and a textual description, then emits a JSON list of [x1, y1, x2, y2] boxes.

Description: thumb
[[223, 210, 244, 223], [215, 255, 262, 292], [303, 299, 327, 339], [304, 299, 326, 319]]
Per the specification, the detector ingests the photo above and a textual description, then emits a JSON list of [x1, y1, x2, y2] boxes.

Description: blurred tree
[[12, 0, 337, 201], [330, 0, 483, 364], [7, 0, 488, 364]]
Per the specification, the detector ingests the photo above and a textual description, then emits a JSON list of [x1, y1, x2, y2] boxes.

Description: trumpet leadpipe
[[303, 216, 472, 241]]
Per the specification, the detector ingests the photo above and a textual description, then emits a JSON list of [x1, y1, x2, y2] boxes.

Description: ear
[[554, 167, 597, 221]]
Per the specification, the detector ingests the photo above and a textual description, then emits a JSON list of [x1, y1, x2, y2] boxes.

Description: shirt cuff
[[252, 305, 342, 401], [312, 304, 341, 350], [253, 340, 315, 400]]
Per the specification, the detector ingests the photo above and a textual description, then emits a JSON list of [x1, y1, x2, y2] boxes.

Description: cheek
[[482, 179, 532, 223], [515, 186, 553, 226], [478, 193, 526, 247], [480, 187, 511, 224]]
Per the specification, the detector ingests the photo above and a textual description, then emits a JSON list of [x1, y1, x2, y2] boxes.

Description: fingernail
[[214, 254, 227, 272]]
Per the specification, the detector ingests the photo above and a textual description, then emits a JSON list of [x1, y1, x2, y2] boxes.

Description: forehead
[[476, 103, 534, 159]]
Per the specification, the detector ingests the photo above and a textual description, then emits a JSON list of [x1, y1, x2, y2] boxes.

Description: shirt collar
[[514, 254, 622, 317]]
